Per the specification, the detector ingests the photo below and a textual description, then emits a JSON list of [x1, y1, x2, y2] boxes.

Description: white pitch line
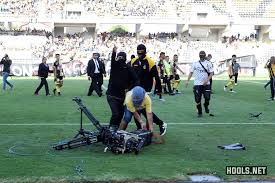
[[0, 123, 274, 126], [241, 80, 266, 85]]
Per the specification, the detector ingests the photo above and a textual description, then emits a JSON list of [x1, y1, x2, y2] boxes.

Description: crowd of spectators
[[0, 28, 273, 70], [1, 0, 274, 19]]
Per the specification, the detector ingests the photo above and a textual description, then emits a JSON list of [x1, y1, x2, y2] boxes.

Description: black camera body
[[101, 128, 152, 154]]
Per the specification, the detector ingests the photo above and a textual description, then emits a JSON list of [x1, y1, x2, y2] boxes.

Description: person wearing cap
[[130, 44, 167, 136], [34, 57, 51, 96], [0, 54, 13, 90], [106, 46, 139, 129], [186, 51, 214, 117], [87, 52, 105, 97], [53, 53, 65, 96], [119, 86, 153, 132]]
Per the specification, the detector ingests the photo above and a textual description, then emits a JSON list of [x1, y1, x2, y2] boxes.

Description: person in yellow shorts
[[53, 54, 65, 96], [224, 60, 236, 93]]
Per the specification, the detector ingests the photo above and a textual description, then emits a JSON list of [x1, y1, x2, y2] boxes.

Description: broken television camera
[[53, 97, 152, 154]]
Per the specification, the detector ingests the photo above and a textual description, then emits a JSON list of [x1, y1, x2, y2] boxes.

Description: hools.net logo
[[226, 166, 267, 175]]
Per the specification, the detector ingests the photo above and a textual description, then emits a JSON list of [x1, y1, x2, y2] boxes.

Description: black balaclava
[[137, 44, 146, 60], [116, 52, 127, 63]]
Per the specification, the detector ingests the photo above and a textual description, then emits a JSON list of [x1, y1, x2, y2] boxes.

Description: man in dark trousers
[[154, 52, 165, 101], [106, 46, 139, 129], [0, 54, 13, 90], [231, 55, 240, 85], [130, 44, 167, 136], [87, 52, 105, 97], [34, 57, 51, 96], [186, 51, 214, 117]]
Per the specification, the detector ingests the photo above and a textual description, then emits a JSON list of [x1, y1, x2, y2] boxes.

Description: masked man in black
[[106, 46, 139, 129]]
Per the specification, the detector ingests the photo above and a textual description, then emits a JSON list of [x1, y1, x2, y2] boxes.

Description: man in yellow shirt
[[119, 86, 153, 132], [265, 56, 275, 101]]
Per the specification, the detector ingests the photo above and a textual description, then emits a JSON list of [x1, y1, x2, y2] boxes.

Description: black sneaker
[[159, 122, 167, 136], [198, 113, 203, 118]]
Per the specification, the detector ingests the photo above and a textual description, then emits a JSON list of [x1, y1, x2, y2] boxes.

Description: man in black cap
[[106, 46, 139, 129], [186, 51, 214, 117], [0, 54, 13, 90], [130, 44, 167, 136]]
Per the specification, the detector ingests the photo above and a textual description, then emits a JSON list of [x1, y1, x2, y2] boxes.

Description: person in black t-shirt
[[106, 46, 139, 129]]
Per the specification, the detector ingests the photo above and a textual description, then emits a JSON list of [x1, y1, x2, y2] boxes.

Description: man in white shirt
[[185, 51, 214, 117]]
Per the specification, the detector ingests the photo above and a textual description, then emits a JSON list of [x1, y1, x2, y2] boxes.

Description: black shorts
[[57, 76, 63, 80], [174, 74, 180, 80]]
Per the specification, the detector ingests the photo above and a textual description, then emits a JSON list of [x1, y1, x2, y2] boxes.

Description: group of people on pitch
[[105, 44, 168, 135], [34, 54, 65, 96]]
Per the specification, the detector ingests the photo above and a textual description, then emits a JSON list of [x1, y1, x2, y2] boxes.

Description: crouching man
[[119, 86, 153, 132]]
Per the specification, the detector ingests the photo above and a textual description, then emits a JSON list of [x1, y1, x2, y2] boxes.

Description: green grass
[[0, 77, 274, 182]]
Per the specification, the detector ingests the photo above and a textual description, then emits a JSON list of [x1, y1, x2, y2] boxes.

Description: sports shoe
[[159, 98, 165, 102], [159, 122, 167, 136], [235, 83, 238, 86], [224, 86, 227, 92], [197, 114, 203, 118], [229, 90, 236, 93], [267, 98, 274, 101], [176, 91, 182, 94], [34, 93, 39, 96]]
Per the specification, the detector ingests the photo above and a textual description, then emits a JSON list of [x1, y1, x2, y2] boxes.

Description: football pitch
[[0, 77, 274, 182]]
